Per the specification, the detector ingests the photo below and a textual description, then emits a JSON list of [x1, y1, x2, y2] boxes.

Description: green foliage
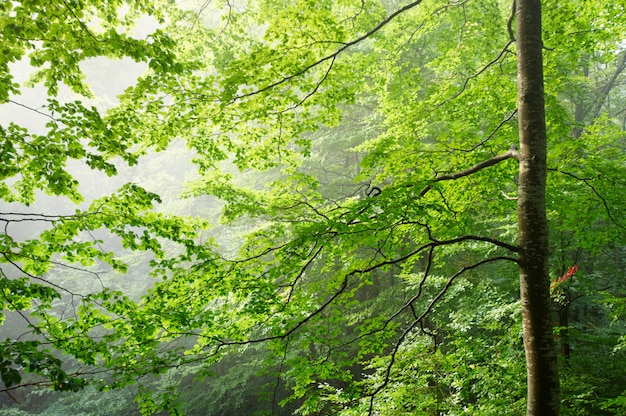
[[0, 340, 85, 392], [0, 0, 212, 409], [2, 0, 626, 415]]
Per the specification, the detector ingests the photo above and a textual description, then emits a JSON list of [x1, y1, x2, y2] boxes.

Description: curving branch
[[548, 168, 625, 230], [451, 109, 518, 152], [585, 50, 626, 122], [435, 40, 515, 108], [507, 0, 516, 42], [279, 56, 337, 112], [58, 0, 101, 43], [365, 255, 518, 414], [420, 147, 520, 197], [232, 0, 426, 102], [234, 235, 514, 343]]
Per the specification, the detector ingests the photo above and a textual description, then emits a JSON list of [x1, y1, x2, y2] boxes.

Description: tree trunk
[[515, 1, 561, 415], [558, 302, 571, 361]]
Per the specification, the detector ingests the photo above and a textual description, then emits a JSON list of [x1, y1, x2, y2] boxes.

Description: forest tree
[[515, 0, 559, 414]]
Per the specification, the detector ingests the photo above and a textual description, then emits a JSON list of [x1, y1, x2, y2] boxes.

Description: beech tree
[[2, 0, 626, 415], [515, 0, 559, 414]]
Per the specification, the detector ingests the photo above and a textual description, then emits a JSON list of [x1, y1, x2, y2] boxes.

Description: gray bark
[[515, 0, 561, 415]]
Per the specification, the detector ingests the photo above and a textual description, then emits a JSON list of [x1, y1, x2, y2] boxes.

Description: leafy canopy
[[1, 0, 626, 414]]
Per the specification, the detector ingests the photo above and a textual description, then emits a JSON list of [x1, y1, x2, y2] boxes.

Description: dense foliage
[[1, 0, 625, 415]]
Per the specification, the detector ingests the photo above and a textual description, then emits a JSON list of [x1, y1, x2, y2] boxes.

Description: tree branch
[[450, 109, 518, 152], [435, 40, 515, 108], [548, 168, 625, 230], [507, 0, 516, 42], [586, 50, 626, 122], [420, 148, 520, 196], [366, 255, 518, 414], [187, 231, 518, 356], [232, 0, 425, 102]]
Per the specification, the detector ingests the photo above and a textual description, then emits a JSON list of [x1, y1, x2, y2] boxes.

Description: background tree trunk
[[515, 0, 561, 415]]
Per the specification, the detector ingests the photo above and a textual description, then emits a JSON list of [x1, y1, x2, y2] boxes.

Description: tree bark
[[515, 0, 561, 415]]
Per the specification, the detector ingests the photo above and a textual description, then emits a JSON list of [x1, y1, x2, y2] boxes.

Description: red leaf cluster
[[550, 265, 578, 290]]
